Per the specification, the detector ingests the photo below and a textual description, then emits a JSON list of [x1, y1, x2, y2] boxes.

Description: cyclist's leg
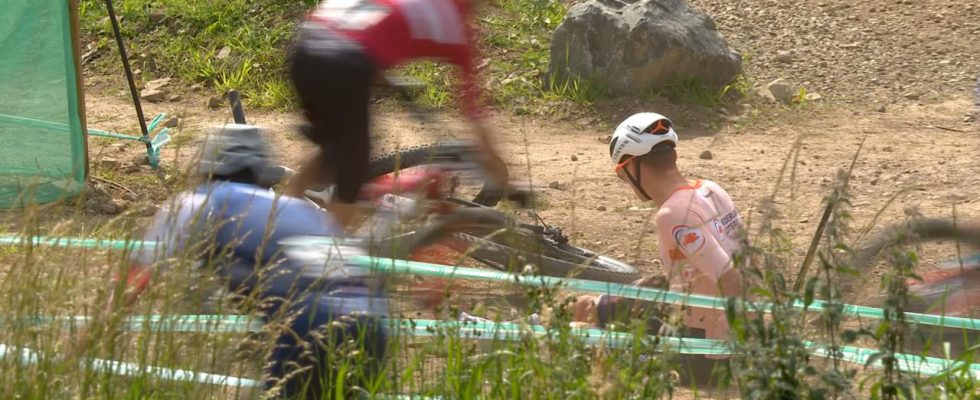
[[286, 25, 376, 210], [263, 289, 388, 399]]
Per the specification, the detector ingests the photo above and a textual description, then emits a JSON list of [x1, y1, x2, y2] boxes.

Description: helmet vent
[[608, 137, 620, 157]]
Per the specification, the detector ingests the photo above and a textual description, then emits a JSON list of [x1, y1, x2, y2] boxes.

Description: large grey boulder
[[549, 0, 741, 95]]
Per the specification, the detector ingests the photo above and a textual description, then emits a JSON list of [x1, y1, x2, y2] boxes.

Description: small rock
[[765, 78, 796, 105], [82, 185, 107, 199], [148, 9, 166, 24], [575, 117, 591, 127], [96, 157, 121, 170], [799, 217, 809, 223], [754, 86, 777, 103], [216, 46, 232, 60], [168, 94, 181, 102], [699, 150, 714, 160], [596, 205, 607, 211], [141, 88, 166, 103], [570, 155, 579, 162], [207, 96, 224, 109], [145, 78, 171, 91], [903, 92, 920, 100], [964, 114, 976, 123], [947, 194, 967, 202], [876, 105, 887, 113], [548, 181, 563, 190], [163, 117, 179, 128], [190, 83, 203, 91], [514, 106, 530, 116], [882, 146, 894, 152], [775, 51, 795, 63], [140, 205, 161, 217], [804, 92, 823, 101], [96, 199, 121, 215]]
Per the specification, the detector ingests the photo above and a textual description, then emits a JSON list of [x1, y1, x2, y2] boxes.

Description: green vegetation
[[77, 0, 600, 112], [654, 54, 753, 108], [79, 0, 317, 109], [79, 0, 756, 114], [2, 148, 979, 398], [394, 0, 591, 110]]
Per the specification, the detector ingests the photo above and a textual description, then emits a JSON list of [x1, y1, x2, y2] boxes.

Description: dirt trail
[[82, 88, 980, 281], [67, 0, 980, 395], [690, 0, 980, 105], [75, 88, 979, 399]]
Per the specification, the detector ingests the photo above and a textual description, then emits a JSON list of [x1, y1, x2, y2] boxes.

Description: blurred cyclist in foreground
[[80, 124, 388, 399]]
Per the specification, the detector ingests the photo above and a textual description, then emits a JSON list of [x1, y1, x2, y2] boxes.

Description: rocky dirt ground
[[10, 0, 978, 397], [691, 0, 980, 106], [76, 0, 980, 280]]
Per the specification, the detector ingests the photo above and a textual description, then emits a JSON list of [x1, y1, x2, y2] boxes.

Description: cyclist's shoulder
[[204, 182, 343, 241], [699, 179, 734, 196], [656, 179, 732, 223], [198, 182, 294, 206], [191, 182, 328, 220]]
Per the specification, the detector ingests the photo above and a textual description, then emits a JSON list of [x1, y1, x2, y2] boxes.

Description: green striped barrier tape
[[354, 256, 980, 332], [2, 235, 979, 331], [17, 316, 978, 380], [0, 341, 260, 388]]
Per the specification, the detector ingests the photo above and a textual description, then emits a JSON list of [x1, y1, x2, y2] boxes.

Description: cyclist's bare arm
[[466, 116, 509, 189]]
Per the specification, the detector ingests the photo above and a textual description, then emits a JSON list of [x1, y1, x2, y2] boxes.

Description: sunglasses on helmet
[[644, 119, 671, 135]]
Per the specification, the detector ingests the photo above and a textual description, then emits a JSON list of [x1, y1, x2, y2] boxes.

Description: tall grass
[[2, 143, 980, 399]]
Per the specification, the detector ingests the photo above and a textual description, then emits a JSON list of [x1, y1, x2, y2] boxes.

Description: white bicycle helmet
[[608, 112, 678, 164], [198, 123, 277, 187]]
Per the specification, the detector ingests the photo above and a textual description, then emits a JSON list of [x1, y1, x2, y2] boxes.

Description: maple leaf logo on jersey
[[672, 225, 705, 255]]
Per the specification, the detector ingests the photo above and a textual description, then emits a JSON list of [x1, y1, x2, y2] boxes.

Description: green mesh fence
[[0, 0, 87, 208]]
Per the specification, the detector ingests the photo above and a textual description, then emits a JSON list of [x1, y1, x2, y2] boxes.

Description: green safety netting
[[0, 0, 87, 208]]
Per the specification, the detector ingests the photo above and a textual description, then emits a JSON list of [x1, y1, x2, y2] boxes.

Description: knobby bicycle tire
[[396, 207, 640, 284], [851, 218, 980, 273], [846, 218, 980, 356], [368, 143, 500, 207]]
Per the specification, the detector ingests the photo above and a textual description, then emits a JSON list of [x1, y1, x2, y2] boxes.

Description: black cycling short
[[288, 23, 378, 203]]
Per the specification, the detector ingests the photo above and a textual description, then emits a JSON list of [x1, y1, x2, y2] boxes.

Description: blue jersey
[[134, 181, 388, 398], [133, 182, 345, 291]]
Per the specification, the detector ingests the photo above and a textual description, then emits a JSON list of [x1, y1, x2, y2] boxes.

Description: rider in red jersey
[[286, 0, 508, 225]]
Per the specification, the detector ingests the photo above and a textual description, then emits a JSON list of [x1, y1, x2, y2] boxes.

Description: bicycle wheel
[[396, 207, 640, 284], [852, 219, 980, 275], [369, 143, 500, 207], [847, 218, 980, 355]]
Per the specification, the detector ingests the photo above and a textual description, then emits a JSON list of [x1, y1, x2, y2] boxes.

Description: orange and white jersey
[[655, 179, 743, 340]]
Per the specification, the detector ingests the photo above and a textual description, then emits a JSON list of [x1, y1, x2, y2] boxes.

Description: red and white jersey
[[655, 179, 742, 339], [308, 0, 484, 117]]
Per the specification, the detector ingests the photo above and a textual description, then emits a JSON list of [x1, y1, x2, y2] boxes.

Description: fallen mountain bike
[[228, 90, 640, 285]]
